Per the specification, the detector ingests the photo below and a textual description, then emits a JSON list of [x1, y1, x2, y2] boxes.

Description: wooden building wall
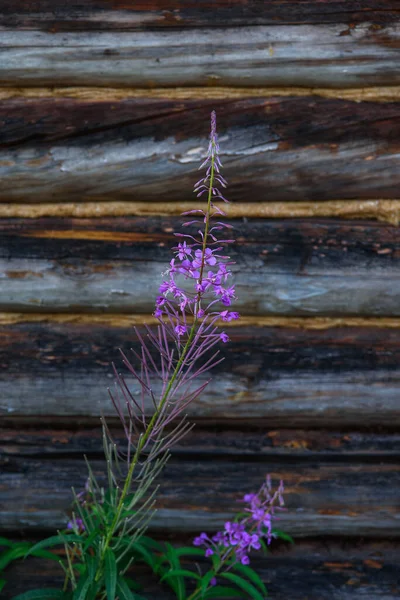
[[1, 2, 400, 597]]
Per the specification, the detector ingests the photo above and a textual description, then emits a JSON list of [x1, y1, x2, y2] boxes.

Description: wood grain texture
[[1, 97, 400, 203], [1, 454, 399, 536], [1, 426, 399, 458], [1, 217, 400, 316], [2, 1, 400, 30], [3, 85, 400, 103], [3, 540, 400, 600], [3, 200, 400, 224], [2, 317, 400, 426], [0, 25, 399, 89]]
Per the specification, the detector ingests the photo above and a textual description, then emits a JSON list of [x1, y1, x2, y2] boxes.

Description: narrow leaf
[[26, 535, 82, 557], [175, 547, 206, 558], [122, 576, 143, 592], [0, 537, 13, 547], [231, 564, 267, 595], [116, 579, 134, 600], [221, 572, 265, 600], [272, 529, 294, 544], [12, 590, 66, 600], [104, 548, 117, 600], [73, 574, 93, 600], [160, 568, 202, 582]]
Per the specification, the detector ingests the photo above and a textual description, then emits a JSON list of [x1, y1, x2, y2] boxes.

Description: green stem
[[93, 143, 217, 584]]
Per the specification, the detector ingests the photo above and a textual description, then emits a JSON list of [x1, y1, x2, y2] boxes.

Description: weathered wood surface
[[0, 24, 399, 88], [2, 316, 400, 426], [3, 1, 400, 29], [3, 540, 400, 600], [1, 451, 399, 535], [4, 199, 400, 224], [1, 217, 400, 316], [2, 427, 399, 458], [1, 97, 400, 203]]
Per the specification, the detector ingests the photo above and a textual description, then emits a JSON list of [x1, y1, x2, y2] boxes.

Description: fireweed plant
[[16, 112, 290, 600]]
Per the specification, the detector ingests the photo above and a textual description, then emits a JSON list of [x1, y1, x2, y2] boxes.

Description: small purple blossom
[[67, 518, 85, 532], [175, 324, 187, 337], [220, 332, 230, 343], [176, 241, 192, 260], [219, 310, 240, 322], [193, 477, 285, 567]]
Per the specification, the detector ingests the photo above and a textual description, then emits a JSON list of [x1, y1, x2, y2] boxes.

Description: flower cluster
[[154, 110, 239, 345], [193, 476, 285, 567]]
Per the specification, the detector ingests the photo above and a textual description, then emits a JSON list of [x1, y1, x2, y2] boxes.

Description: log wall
[[1, 2, 400, 598]]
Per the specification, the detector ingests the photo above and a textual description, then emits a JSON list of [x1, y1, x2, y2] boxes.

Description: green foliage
[[0, 537, 60, 597], [12, 589, 67, 600], [104, 548, 117, 600], [221, 572, 266, 600], [272, 528, 294, 544]]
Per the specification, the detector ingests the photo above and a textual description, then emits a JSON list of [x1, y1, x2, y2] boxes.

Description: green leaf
[[139, 536, 164, 552], [221, 572, 265, 600], [0, 546, 32, 571], [201, 571, 218, 596], [163, 543, 185, 600], [205, 586, 244, 598], [272, 529, 294, 544], [175, 547, 206, 558], [116, 579, 135, 600], [129, 541, 156, 569], [0, 579, 6, 592], [12, 589, 66, 600], [0, 537, 13, 547], [121, 576, 143, 592], [86, 555, 98, 581], [30, 549, 61, 562], [104, 548, 117, 600], [26, 535, 82, 557], [160, 568, 202, 583], [231, 564, 267, 595], [73, 574, 93, 600]]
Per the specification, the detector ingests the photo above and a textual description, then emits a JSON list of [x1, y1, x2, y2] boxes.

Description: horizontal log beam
[[0, 25, 399, 88], [2, 218, 400, 315], [2, 86, 400, 103], [1, 454, 399, 536], [4, 540, 400, 600], [4, 312, 400, 329], [3, 1, 400, 30], [1, 200, 400, 224], [2, 317, 400, 426], [1, 426, 399, 458], [1, 97, 400, 203]]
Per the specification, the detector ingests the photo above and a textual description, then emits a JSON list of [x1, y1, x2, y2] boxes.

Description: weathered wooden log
[[1, 97, 400, 203], [1, 452, 399, 536], [3, 1, 400, 30], [0, 24, 399, 88], [2, 426, 399, 458], [1, 217, 400, 316], [4, 540, 400, 600], [3, 199, 400, 224], [2, 316, 400, 426]]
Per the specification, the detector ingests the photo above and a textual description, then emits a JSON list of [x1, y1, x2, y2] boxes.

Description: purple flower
[[67, 518, 85, 532], [176, 241, 192, 260], [192, 477, 285, 571], [220, 332, 229, 343], [175, 324, 187, 337], [220, 310, 240, 322]]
